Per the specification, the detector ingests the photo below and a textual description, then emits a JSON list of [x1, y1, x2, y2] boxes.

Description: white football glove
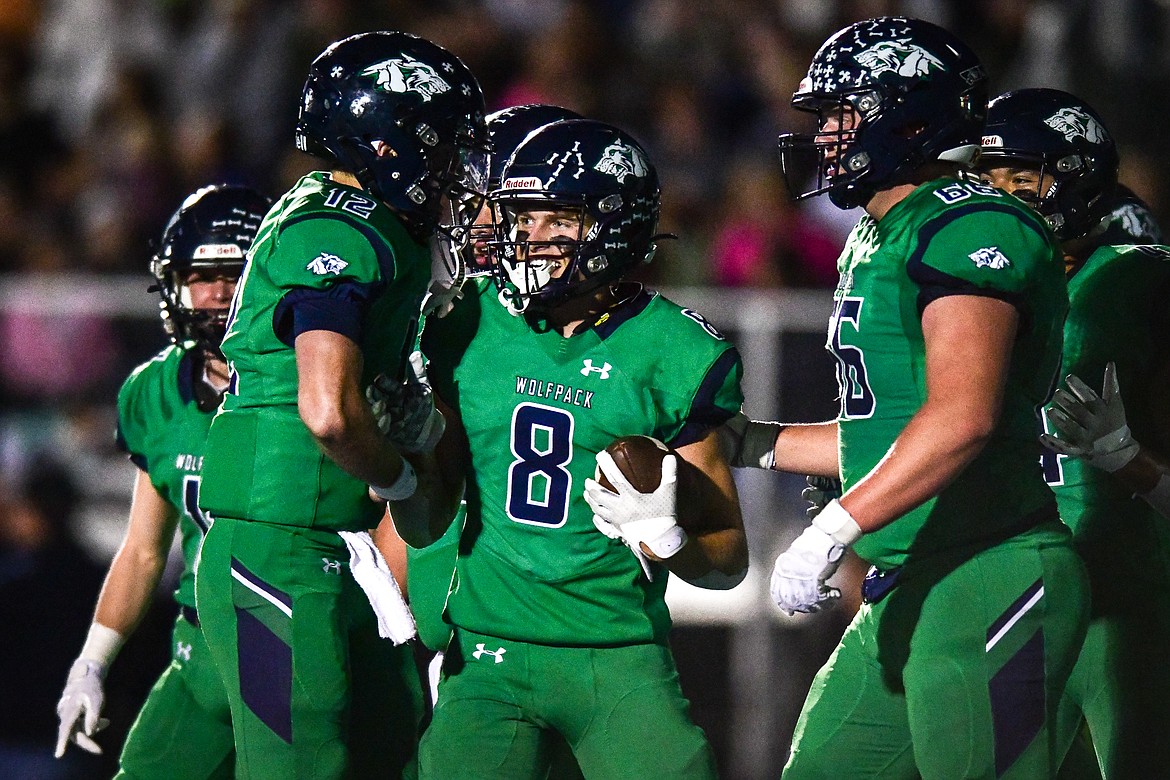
[[719, 411, 782, 469], [584, 452, 688, 576], [55, 659, 110, 757], [1042, 362, 1139, 473], [367, 351, 445, 455], [591, 513, 654, 580], [770, 499, 862, 615]]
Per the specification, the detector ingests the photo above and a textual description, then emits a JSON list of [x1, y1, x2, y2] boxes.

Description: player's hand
[[802, 475, 842, 521], [719, 411, 781, 469], [367, 351, 445, 455], [55, 659, 110, 758], [591, 513, 654, 580], [770, 499, 861, 615], [1042, 362, 1139, 473], [584, 452, 688, 560]]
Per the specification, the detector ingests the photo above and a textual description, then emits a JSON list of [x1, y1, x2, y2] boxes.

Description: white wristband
[[79, 623, 125, 670], [370, 460, 418, 502], [811, 499, 863, 546]]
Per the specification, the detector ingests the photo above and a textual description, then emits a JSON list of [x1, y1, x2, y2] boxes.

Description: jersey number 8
[[506, 403, 575, 527]]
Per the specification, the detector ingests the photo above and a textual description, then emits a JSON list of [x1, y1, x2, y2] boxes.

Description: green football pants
[[1055, 598, 1170, 778], [115, 611, 233, 779], [418, 628, 716, 779], [784, 525, 1090, 780], [195, 517, 423, 779]]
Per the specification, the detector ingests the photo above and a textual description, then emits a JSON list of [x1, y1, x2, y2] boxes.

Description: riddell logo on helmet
[[981, 135, 1004, 147], [194, 244, 244, 258], [503, 177, 542, 190]]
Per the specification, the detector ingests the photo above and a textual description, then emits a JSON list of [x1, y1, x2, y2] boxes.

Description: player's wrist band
[[79, 623, 125, 670], [743, 420, 783, 470], [812, 499, 863, 546], [370, 460, 418, 502], [1095, 426, 1140, 473]]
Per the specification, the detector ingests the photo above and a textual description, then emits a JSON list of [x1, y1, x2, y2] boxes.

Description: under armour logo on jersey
[[581, 359, 612, 379], [176, 641, 192, 662], [307, 253, 349, 275], [472, 643, 507, 664], [968, 247, 1012, 270], [322, 558, 342, 574]]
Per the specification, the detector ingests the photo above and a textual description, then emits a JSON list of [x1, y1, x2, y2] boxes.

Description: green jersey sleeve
[[910, 202, 1052, 302], [267, 214, 392, 292]]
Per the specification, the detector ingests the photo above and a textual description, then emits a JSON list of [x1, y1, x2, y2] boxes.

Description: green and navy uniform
[[416, 278, 742, 780], [112, 344, 232, 779], [784, 178, 1090, 780], [1048, 242, 1170, 777], [196, 172, 425, 779]]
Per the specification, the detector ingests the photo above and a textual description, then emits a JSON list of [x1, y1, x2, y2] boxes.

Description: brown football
[[597, 435, 714, 535], [598, 435, 672, 493]]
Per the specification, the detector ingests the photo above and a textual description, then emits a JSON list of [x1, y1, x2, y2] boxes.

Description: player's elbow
[[299, 394, 351, 444], [952, 411, 997, 451], [685, 562, 748, 590]]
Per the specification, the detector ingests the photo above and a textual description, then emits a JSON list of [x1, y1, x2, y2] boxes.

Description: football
[[596, 435, 711, 534], [598, 435, 672, 493]]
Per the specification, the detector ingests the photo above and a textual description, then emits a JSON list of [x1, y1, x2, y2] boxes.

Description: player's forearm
[[388, 450, 464, 547], [772, 422, 840, 476], [660, 527, 748, 587], [1112, 447, 1170, 519], [841, 400, 993, 533], [92, 540, 167, 637]]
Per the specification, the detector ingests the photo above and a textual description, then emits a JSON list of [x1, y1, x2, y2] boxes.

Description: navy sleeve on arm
[[272, 281, 379, 347], [669, 347, 742, 449]]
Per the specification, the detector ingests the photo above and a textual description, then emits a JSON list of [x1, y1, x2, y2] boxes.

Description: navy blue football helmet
[[778, 17, 988, 209], [490, 119, 661, 313], [151, 184, 272, 353], [295, 31, 488, 243], [978, 88, 1120, 241], [486, 104, 584, 190]]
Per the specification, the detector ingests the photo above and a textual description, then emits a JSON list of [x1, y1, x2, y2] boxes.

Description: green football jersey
[[1047, 243, 1170, 603], [831, 177, 1068, 569], [200, 172, 430, 531], [422, 279, 743, 646], [115, 344, 214, 609]]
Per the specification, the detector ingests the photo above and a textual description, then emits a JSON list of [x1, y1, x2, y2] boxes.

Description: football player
[[192, 31, 487, 778], [405, 103, 583, 660], [54, 184, 271, 778], [725, 17, 1089, 778], [978, 87, 1170, 778], [394, 118, 747, 779]]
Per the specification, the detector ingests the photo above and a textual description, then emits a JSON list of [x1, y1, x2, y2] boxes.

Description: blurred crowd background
[[4, 0, 1170, 776]]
